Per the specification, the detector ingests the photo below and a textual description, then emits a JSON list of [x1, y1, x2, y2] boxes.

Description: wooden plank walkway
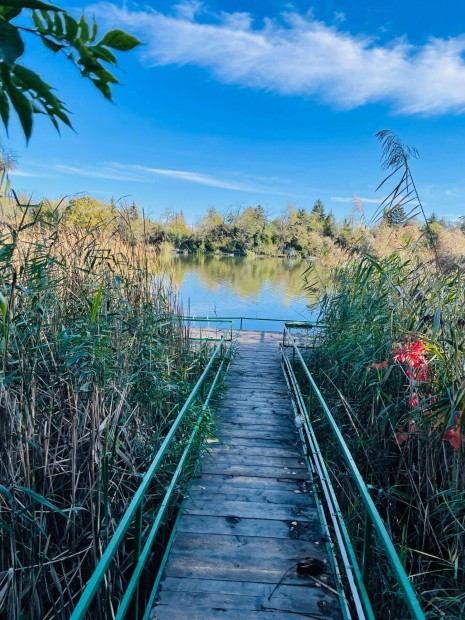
[[152, 331, 342, 619]]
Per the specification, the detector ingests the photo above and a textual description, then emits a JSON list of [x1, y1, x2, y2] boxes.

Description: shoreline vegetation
[[7, 192, 465, 267], [307, 252, 465, 618], [0, 193, 224, 619], [304, 134, 465, 618]]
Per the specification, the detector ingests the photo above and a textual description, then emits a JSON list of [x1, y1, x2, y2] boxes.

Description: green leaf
[[63, 13, 78, 40], [41, 37, 64, 53], [432, 306, 442, 337], [1, 1, 58, 10], [0, 484, 14, 504], [16, 485, 70, 520], [0, 21, 24, 63], [52, 11, 63, 37], [90, 281, 104, 323], [0, 87, 10, 130], [90, 77, 111, 100], [90, 17, 98, 43], [4, 76, 33, 140], [100, 29, 141, 51], [89, 44, 117, 66], [31, 9, 43, 29], [12, 64, 72, 128], [78, 14, 89, 41], [0, 292, 7, 321], [39, 8, 53, 28], [0, 7, 22, 19]]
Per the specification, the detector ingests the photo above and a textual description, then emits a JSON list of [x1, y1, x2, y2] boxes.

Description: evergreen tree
[[323, 212, 337, 237], [128, 201, 140, 220], [383, 203, 407, 226], [311, 199, 326, 222]]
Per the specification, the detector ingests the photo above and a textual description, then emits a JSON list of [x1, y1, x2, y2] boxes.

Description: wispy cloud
[[10, 169, 55, 179], [53, 164, 140, 182], [92, 1, 465, 115], [120, 164, 266, 191], [331, 196, 380, 204], [48, 161, 285, 194]]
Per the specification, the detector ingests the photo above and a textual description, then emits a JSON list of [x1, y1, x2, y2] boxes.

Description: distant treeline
[[5, 194, 464, 260]]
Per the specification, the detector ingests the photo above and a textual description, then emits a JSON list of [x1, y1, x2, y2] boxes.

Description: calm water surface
[[161, 254, 319, 331]]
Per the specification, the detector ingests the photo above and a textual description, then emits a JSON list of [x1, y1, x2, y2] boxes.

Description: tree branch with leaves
[[0, 0, 140, 141]]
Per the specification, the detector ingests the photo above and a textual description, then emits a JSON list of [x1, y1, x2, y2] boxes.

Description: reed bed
[[305, 251, 465, 618], [0, 205, 217, 619]]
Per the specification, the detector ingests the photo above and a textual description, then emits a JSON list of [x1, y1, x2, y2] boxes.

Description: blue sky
[[5, 0, 465, 223]]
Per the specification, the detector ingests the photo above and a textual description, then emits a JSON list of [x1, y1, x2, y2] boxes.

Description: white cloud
[[91, 2, 465, 115], [331, 196, 380, 204], [10, 170, 55, 178], [50, 161, 285, 194], [121, 164, 265, 191], [53, 164, 140, 182]]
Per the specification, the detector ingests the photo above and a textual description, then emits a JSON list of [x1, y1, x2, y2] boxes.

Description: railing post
[[129, 500, 144, 619]]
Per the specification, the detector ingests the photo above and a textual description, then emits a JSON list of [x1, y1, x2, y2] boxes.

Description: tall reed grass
[[306, 250, 465, 618], [0, 203, 216, 618]]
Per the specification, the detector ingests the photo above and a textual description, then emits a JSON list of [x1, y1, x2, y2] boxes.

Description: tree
[[323, 211, 337, 238], [382, 203, 407, 226], [64, 196, 114, 227], [310, 199, 325, 222], [0, 1, 140, 141]]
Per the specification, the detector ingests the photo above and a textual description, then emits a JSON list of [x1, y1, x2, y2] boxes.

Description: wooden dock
[[152, 331, 342, 619]]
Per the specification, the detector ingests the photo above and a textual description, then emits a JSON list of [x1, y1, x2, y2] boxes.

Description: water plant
[[303, 133, 465, 618], [0, 197, 217, 618]]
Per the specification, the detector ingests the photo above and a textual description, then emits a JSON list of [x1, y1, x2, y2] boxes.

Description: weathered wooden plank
[[152, 607, 315, 619], [199, 463, 308, 479], [207, 445, 303, 458], [191, 472, 310, 491], [163, 553, 329, 585], [166, 531, 327, 560], [153, 590, 340, 617], [208, 437, 300, 449], [216, 427, 298, 440], [157, 576, 332, 603], [214, 416, 293, 428], [177, 515, 321, 540], [200, 453, 306, 469], [187, 486, 314, 507], [185, 498, 317, 521]]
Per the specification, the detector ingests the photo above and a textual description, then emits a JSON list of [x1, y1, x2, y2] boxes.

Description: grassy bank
[[0, 205, 218, 618], [306, 251, 465, 617]]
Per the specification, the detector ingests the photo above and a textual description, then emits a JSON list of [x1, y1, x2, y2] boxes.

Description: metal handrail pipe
[[116, 353, 230, 619], [70, 335, 227, 620], [285, 328, 425, 620]]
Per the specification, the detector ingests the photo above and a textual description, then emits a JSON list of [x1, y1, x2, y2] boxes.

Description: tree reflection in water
[[160, 254, 327, 328]]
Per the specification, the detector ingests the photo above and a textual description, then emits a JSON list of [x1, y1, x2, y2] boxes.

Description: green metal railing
[[71, 334, 235, 620], [182, 316, 234, 341], [281, 327, 425, 620], [182, 315, 321, 332]]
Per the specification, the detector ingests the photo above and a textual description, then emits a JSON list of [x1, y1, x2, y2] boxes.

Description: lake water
[[160, 254, 319, 331]]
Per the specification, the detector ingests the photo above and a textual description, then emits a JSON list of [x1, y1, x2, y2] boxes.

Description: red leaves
[[395, 419, 416, 446], [408, 394, 419, 408], [443, 411, 462, 451], [392, 339, 429, 382], [392, 339, 430, 410]]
